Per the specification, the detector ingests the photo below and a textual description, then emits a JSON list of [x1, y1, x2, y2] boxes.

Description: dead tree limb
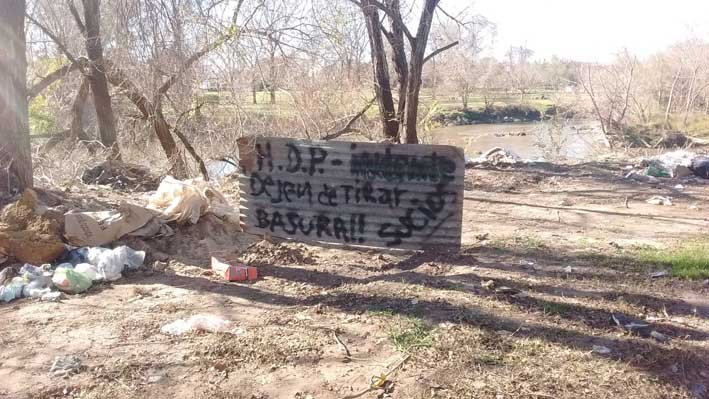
[[322, 96, 376, 140], [27, 63, 80, 100]]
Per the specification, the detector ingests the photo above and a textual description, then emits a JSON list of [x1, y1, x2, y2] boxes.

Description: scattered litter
[[650, 330, 670, 342], [692, 157, 709, 179], [82, 160, 158, 190], [147, 176, 239, 225], [64, 202, 157, 247], [49, 355, 83, 377], [649, 270, 669, 278], [646, 196, 673, 206], [52, 267, 92, 294], [161, 314, 243, 336], [41, 291, 62, 301], [563, 266, 573, 273], [87, 246, 145, 281], [0, 267, 9, 285], [467, 147, 522, 166], [0, 190, 65, 264], [481, 280, 495, 290], [0, 281, 25, 303], [210, 257, 257, 281], [611, 313, 650, 335], [624, 171, 659, 184], [494, 286, 519, 295], [74, 263, 98, 281], [592, 345, 612, 355], [145, 368, 167, 384], [206, 158, 238, 180], [673, 184, 685, 190]]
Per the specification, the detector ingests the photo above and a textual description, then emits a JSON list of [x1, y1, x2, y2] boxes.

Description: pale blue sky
[[450, 0, 709, 62]]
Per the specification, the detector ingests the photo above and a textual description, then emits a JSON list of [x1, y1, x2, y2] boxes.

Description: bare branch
[[322, 96, 376, 140], [67, 0, 87, 37], [352, 0, 414, 43], [423, 40, 458, 64], [27, 62, 80, 100], [156, 26, 239, 97], [25, 13, 80, 65]]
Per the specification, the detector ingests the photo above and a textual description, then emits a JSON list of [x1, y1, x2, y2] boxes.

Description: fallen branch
[[322, 96, 376, 141]]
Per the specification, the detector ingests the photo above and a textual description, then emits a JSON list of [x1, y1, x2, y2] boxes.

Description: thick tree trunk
[[70, 77, 93, 144], [361, 0, 398, 140], [403, 0, 439, 144], [82, 0, 119, 157], [0, 0, 32, 193]]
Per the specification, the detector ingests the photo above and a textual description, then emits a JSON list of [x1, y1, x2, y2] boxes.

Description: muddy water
[[430, 120, 608, 161]]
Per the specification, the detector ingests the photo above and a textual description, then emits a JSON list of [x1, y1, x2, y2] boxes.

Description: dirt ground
[[1, 161, 708, 399]]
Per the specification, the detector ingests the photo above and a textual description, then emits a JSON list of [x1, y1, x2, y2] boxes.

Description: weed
[[388, 317, 433, 352], [639, 242, 709, 279]]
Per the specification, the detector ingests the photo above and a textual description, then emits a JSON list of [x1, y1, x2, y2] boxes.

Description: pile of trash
[[0, 245, 145, 302], [624, 150, 709, 183], [1, 175, 240, 304], [466, 147, 524, 166]]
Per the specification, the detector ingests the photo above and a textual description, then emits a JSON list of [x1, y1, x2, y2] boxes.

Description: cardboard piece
[[64, 202, 157, 247], [210, 257, 257, 281]]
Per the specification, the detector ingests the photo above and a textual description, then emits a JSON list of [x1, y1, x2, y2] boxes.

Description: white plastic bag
[[74, 263, 99, 281], [160, 314, 243, 336], [87, 246, 145, 281]]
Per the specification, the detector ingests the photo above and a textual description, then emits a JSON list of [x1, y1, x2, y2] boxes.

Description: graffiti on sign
[[238, 137, 464, 250]]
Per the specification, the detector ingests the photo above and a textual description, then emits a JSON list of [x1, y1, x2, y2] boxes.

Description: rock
[[0, 190, 65, 264], [50, 355, 83, 377]]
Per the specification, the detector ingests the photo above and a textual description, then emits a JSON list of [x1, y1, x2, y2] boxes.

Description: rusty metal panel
[[237, 137, 464, 250]]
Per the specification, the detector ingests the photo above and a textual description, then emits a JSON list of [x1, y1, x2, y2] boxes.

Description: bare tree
[[70, 0, 119, 157], [351, 0, 462, 143], [0, 0, 32, 194]]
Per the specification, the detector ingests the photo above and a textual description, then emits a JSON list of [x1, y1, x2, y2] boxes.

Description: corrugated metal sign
[[238, 137, 464, 250]]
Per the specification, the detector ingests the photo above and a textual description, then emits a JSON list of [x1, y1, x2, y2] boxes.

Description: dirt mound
[[240, 240, 317, 266], [0, 189, 65, 264], [82, 160, 159, 191]]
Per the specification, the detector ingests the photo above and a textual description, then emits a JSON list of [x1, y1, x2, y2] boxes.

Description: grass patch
[[492, 234, 546, 251], [639, 242, 709, 279], [388, 318, 433, 352], [539, 300, 573, 316]]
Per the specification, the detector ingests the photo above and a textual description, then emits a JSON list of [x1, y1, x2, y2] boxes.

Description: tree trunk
[[385, 0, 407, 137], [252, 83, 257, 104], [361, 0, 398, 140], [403, 0, 439, 144], [665, 68, 681, 127], [81, 0, 119, 157], [0, 0, 32, 193], [70, 77, 94, 145]]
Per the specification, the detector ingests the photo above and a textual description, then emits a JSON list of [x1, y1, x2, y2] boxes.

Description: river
[[430, 120, 609, 161]]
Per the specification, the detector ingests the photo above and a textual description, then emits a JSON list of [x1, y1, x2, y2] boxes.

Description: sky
[[452, 0, 709, 62]]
